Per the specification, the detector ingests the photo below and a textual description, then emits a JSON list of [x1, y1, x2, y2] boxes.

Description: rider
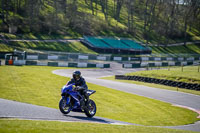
[[67, 71, 89, 108]]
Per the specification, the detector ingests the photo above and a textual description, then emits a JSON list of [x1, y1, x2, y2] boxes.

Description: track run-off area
[[52, 65, 200, 132], [1, 63, 200, 132]]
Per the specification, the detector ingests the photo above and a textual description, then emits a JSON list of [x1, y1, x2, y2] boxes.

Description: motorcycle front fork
[[66, 96, 71, 105]]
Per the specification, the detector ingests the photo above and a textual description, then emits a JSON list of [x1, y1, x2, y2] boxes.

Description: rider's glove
[[76, 86, 83, 91]]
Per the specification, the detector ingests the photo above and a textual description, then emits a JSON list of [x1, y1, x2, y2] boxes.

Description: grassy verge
[[126, 66, 200, 84], [0, 66, 199, 126], [101, 76, 200, 96], [0, 119, 198, 133], [101, 66, 200, 95]]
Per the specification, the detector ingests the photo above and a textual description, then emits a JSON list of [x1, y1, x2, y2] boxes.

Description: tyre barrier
[[12, 60, 110, 68], [115, 75, 200, 91]]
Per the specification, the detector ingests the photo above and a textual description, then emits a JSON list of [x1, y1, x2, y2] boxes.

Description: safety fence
[[1, 51, 200, 62], [25, 53, 200, 62], [123, 61, 200, 68], [26, 53, 111, 61], [112, 56, 200, 61], [115, 75, 200, 91], [12, 60, 110, 68]]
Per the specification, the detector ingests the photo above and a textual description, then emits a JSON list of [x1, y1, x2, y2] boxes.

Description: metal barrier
[[11, 60, 110, 68], [123, 61, 200, 68]]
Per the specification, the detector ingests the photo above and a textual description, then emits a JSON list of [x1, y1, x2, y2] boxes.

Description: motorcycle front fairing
[[69, 91, 83, 112], [61, 84, 83, 112]]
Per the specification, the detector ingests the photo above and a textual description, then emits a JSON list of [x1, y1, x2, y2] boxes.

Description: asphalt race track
[[0, 98, 132, 125], [1, 63, 200, 132]]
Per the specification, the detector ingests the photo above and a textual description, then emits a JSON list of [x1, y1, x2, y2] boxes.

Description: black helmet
[[73, 71, 81, 80]]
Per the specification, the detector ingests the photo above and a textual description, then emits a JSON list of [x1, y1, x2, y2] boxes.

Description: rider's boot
[[80, 99, 85, 110], [84, 93, 89, 105], [80, 92, 89, 110]]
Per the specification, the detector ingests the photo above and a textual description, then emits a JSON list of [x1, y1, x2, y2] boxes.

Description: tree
[[182, 0, 194, 44], [125, 0, 135, 32], [143, 0, 157, 44], [100, 0, 108, 20], [115, 0, 124, 22], [60, 0, 67, 16]]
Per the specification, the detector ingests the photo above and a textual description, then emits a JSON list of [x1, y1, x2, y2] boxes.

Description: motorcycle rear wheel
[[84, 99, 96, 118], [59, 98, 71, 114]]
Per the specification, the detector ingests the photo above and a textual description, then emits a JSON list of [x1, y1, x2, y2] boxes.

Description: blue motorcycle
[[59, 84, 97, 118]]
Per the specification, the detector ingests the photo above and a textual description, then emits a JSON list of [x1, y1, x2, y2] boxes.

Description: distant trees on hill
[[0, 0, 199, 43]]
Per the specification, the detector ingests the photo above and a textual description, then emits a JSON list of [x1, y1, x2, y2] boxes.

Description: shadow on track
[[63, 114, 112, 124]]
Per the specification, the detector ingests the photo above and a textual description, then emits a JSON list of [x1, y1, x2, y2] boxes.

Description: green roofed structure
[[84, 36, 111, 48], [81, 36, 151, 55]]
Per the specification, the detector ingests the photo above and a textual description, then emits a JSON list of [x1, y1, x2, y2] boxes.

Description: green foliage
[[0, 66, 199, 126], [0, 0, 199, 43]]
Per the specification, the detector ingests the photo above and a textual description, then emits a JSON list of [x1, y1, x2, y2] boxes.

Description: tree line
[[0, 0, 200, 43]]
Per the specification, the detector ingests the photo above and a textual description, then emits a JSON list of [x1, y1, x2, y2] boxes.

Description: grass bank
[[151, 44, 200, 55], [126, 66, 200, 84], [102, 76, 200, 96], [101, 66, 200, 95], [0, 119, 198, 133], [1, 32, 200, 55], [0, 66, 199, 126], [1, 33, 78, 40], [0, 41, 97, 54]]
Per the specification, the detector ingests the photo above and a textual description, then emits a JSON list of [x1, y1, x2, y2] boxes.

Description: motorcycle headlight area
[[61, 85, 66, 92]]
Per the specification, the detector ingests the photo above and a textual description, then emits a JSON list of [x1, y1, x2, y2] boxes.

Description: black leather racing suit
[[67, 77, 89, 102]]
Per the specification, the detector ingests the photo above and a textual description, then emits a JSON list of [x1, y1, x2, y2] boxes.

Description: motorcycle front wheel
[[59, 98, 71, 114], [84, 99, 97, 118]]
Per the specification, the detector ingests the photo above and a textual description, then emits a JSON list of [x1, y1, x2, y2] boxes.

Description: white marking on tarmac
[[172, 104, 200, 118]]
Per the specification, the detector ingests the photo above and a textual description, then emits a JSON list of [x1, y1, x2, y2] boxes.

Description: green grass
[[0, 33, 77, 40], [1, 38, 200, 56], [126, 66, 200, 84], [0, 120, 198, 133], [0, 41, 97, 54], [151, 44, 200, 54], [0, 119, 198, 133], [101, 66, 200, 95], [68, 41, 97, 54], [0, 66, 199, 126], [102, 76, 200, 96], [1, 32, 200, 55], [0, 43, 14, 52]]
